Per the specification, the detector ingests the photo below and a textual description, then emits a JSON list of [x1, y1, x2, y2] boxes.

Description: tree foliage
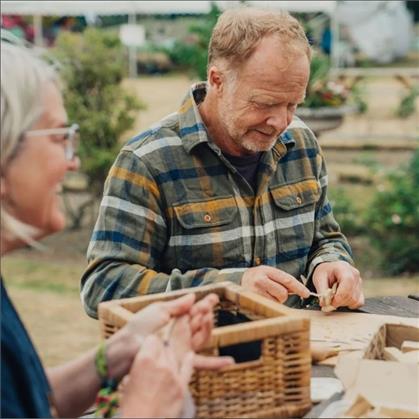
[[329, 187, 365, 237], [168, 2, 221, 80], [52, 28, 142, 197], [365, 150, 419, 274], [396, 85, 419, 118]]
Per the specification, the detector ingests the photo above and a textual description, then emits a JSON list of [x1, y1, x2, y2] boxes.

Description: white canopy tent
[[1, 0, 339, 75], [0, 1, 337, 16], [2, 1, 411, 67]]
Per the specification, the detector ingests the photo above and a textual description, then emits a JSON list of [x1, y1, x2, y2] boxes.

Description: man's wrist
[[217, 268, 246, 286]]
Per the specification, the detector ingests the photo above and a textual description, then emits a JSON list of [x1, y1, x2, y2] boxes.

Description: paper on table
[[288, 308, 419, 352], [310, 377, 343, 403], [343, 394, 419, 418], [335, 356, 419, 415]]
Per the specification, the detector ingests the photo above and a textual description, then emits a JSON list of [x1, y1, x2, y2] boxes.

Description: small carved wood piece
[[319, 283, 338, 313]]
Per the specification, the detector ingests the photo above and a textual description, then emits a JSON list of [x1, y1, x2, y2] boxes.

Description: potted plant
[[297, 52, 361, 137]]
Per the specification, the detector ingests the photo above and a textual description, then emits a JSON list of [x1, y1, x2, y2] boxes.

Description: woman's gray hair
[[1, 40, 59, 243]]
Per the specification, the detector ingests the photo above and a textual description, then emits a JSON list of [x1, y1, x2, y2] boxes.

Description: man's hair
[[1, 40, 58, 243], [208, 7, 311, 71]]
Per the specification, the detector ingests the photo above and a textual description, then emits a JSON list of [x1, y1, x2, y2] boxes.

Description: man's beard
[[219, 103, 279, 154], [230, 128, 279, 153]]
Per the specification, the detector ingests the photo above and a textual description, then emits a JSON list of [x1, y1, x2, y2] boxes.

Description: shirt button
[[204, 214, 212, 222], [255, 257, 262, 265], [296, 196, 302, 205]]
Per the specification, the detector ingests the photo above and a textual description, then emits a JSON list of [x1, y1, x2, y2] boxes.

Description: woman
[[0, 42, 232, 418]]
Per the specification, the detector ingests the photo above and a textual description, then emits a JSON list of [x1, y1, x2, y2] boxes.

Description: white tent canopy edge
[[1, 1, 337, 16]]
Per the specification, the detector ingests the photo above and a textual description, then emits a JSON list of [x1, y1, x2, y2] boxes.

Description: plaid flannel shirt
[[81, 83, 353, 318]]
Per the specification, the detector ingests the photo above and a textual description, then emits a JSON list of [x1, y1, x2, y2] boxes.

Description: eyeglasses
[[25, 123, 80, 161]]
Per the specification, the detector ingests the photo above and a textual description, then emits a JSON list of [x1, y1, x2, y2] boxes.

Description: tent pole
[[128, 13, 137, 78], [33, 14, 43, 46], [330, 9, 340, 70]]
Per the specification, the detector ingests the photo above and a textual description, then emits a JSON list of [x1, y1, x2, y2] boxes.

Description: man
[[81, 7, 363, 319]]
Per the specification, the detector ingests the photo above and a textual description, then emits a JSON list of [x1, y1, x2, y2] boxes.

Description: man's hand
[[312, 261, 364, 310], [241, 265, 310, 302]]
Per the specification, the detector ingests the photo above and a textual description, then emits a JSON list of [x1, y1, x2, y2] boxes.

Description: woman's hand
[[123, 292, 226, 352], [123, 292, 219, 348], [188, 293, 219, 351], [108, 293, 233, 379], [163, 311, 234, 371], [119, 334, 194, 418], [120, 310, 233, 418], [123, 293, 197, 340], [105, 294, 194, 380]]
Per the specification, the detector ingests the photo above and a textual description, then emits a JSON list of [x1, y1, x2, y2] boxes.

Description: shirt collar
[[177, 82, 211, 154]]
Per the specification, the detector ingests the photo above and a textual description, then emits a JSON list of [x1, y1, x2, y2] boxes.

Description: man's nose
[[266, 108, 290, 133]]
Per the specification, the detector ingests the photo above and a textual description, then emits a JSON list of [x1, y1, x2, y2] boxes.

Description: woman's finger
[[189, 293, 219, 317], [163, 293, 196, 317], [191, 312, 213, 350], [193, 354, 234, 370], [179, 351, 195, 387], [190, 313, 203, 334]]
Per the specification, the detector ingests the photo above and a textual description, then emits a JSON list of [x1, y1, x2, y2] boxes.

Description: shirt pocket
[[170, 196, 245, 270], [269, 177, 321, 260]]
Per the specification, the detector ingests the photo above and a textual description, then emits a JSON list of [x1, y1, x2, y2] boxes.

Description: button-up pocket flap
[[270, 178, 320, 210], [173, 196, 237, 229]]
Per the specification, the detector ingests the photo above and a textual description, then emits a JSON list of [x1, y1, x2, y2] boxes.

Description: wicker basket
[[98, 281, 311, 418], [364, 323, 419, 360]]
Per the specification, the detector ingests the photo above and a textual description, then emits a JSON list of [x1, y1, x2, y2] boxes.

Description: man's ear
[[207, 65, 224, 94]]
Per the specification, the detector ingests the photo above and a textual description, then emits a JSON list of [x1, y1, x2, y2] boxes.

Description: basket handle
[[109, 305, 133, 326]]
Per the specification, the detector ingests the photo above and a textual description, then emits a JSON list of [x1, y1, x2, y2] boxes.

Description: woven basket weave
[[98, 281, 311, 418]]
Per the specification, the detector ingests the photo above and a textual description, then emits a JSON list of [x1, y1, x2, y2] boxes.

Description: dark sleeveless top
[[1, 277, 52, 418]]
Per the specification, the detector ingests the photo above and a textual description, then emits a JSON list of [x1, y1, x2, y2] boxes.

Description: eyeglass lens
[[65, 125, 79, 161]]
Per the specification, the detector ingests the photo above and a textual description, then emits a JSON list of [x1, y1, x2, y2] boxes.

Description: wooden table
[[355, 295, 419, 317], [305, 295, 419, 418]]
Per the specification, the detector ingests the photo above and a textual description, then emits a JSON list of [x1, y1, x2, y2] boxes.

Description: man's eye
[[252, 102, 269, 109]]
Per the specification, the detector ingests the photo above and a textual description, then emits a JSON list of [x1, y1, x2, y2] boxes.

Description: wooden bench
[[330, 67, 419, 89]]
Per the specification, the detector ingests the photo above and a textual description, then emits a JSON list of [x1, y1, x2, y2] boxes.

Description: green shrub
[[168, 2, 221, 80], [396, 85, 419, 118], [365, 150, 419, 274], [349, 83, 368, 114], [329, 187, 364, 237], [52, 28, 142, 197]]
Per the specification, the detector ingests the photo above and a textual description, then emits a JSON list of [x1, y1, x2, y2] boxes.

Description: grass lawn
[[2, 255, 99, 367]]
